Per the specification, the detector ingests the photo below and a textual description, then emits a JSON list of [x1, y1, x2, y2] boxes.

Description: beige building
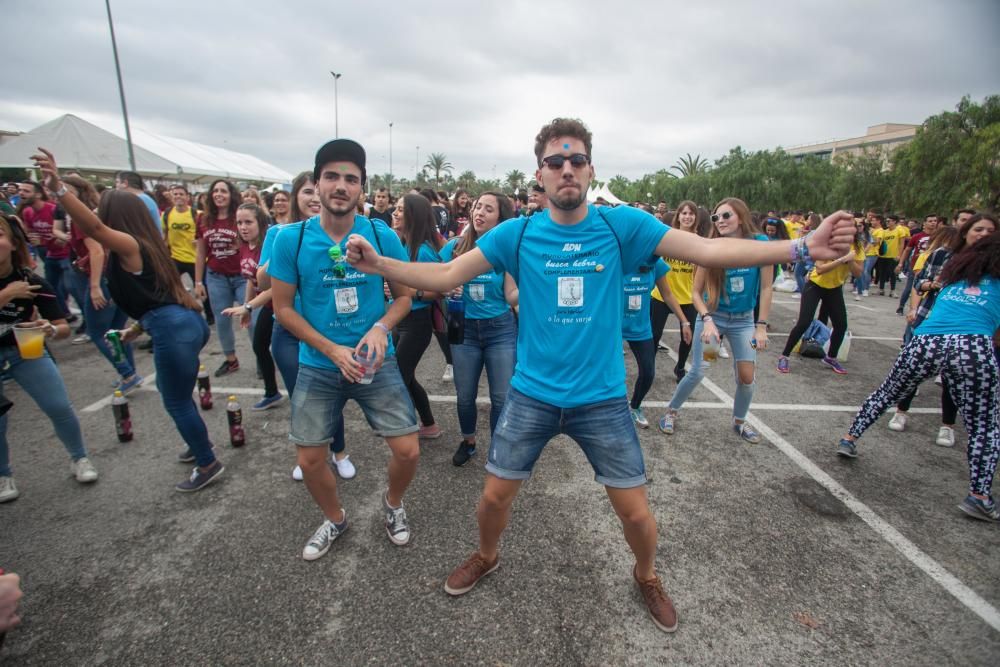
[[786, 123, 919, 162]]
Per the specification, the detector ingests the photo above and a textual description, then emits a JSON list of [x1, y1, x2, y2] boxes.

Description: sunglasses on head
[[711, 211, 736, 223], [541, 153, 590, 170]]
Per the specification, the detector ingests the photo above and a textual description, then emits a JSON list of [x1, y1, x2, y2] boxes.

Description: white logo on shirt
[[563, 243, 582, 252], [729, 276, 745, 293], [335, 287, 358, 314], [558, 276, 583, 307]]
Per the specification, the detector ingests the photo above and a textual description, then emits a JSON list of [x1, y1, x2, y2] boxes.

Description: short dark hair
[[115, 170, 144, 190], [530, 183, 545, 194], [533, 118, 593, 167], [955, 207, 976, 221]]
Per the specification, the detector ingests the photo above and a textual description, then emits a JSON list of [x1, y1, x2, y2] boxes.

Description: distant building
[[785, 123, 919, 163]]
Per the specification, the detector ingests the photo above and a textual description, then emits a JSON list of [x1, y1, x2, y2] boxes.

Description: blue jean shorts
[[486, 388, 646, 488], [289, 357, 418, 445]]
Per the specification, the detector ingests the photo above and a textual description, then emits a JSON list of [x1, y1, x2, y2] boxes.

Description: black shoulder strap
[[368, 218, 386, 299], [594, 208, 623, 263], [294, 220, 307, 292], [513, 216, 531, 282]]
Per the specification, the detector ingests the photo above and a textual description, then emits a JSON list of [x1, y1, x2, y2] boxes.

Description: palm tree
[[671, 153, 710, 178], [423, 153, 453, 185], [505, 169, 526, 191]]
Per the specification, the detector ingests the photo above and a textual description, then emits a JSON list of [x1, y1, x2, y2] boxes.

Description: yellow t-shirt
[[912, 250, 931, 272], [164, 206, 197, 263], [652, 257, 694, 305], [784, 220, 803, 239], [809, 246, 864, 289], [875, 226, 908, 259]]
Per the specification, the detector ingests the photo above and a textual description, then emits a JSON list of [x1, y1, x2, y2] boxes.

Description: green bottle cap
[[328, 245, 342, 260]]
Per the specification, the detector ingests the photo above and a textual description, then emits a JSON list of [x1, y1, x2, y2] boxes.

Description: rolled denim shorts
[[289, 357, 418, 445], [486, 387, 646, 488]]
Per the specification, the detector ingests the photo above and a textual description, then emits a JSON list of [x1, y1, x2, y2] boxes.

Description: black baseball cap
[[313, 139, 367, 184]]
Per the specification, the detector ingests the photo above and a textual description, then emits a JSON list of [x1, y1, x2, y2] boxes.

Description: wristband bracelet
[[701, 315, 713, 322], [681, 322, 691, 327], [373, 322, 390, 335], [755, 320, 768, 326]]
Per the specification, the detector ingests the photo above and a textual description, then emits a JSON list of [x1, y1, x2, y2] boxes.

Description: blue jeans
[[669, 310, 757, 420], [487, 388, 645, 488], [44, 255, 73, 317], [140, 305, 215, 467], [856, 256, 877, 293], [71, 271, 136, 379], [205, 270, 248, 355], [451, 310, 517, 438], [271, 320, 345, 453], [0, 347, 88, 476], [289, 358, 418, 444], [793, 261, 809, 293]]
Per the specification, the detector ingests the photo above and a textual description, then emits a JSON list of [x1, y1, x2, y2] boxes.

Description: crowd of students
[[0, 117, 996, 636]]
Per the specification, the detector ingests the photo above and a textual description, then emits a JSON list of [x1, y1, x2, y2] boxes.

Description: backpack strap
[[594, 208, 624, 264], [368, 218, 386, 299], [513, 216, 531, 283], [294, 220, 307, 293]]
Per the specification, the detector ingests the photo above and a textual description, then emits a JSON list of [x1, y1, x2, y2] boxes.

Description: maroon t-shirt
[[22, 202, 69, 259], [239, 243, 261, 295], [197, 213, 241, 275]]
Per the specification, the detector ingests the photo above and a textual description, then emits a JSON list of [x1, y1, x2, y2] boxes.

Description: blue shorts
[[289, 357, 418, 445], [486, 388, 646, 488]]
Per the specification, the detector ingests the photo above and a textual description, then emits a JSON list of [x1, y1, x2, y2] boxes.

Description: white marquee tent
[[0, 114, 293, 185], [586, 183, 625, 205]]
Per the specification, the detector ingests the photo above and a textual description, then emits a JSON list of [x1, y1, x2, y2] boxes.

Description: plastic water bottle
[[112, 390, 133, 442], [447, 294, 465, 345], [197, 365, 213, 410], [227, 395, 245, 447]]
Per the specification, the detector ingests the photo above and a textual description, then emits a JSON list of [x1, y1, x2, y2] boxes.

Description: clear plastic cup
[[354, 351, 377, 384], [13, 323, 47, 359], [702, 338, 720, 362]]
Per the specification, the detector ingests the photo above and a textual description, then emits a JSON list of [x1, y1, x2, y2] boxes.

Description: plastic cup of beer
[[13, 323, 47, 359], [354, 348, 377, 384], [702, 338, 720, 362]]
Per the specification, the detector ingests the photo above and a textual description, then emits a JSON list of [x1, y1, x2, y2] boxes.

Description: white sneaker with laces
[[888, 411, 908, 432], [333, 455, 356, 479], [718, 344, 729, 359], [936, 426, 955, 447], [0, 476, 19, 502], [71, 457, 99, 483], [442, 364, 454, 382]]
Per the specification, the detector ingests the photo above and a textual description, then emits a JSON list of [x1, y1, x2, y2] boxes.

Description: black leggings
[[650, 300, 696, 376], [627, 339, 656, 409], [782, 281, 848, 358], [875, 257, 897, 292], [396, 307, 435, 426], [252, 305, 279, 398], [434, 331, 453, 365]]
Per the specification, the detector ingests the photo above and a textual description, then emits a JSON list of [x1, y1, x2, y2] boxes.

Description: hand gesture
[[30, 147, 61, 193], [90, 286, 108, 310], [326, 343, 364, 383], [355, 324, 388, 370], [3, 281, 40, 301], [805, 211, 857, 261], [344, 234, 382, 274], [680, 324, 693, 346]]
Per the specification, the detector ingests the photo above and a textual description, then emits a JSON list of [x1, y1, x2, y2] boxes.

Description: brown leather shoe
[[634, 566, 678, 633], [444, 552, 499, 596]]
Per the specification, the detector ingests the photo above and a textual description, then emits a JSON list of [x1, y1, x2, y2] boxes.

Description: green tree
[[505, 169, 526, 191], [423, 153, 453, 185], [830, 148, 894, 212], [671, 153, 710, 178], [457, 170, 477, 189]]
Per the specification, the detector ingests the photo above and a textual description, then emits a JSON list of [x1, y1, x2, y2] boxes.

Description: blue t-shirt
[[622, 258, 669, 341], [711, 233, 768, 313], [408, 242, 442, 311], [914, 278, 1000, 336], [477, 205, 668, 408], [259, 222, 283, 268], [440, 238, 510, 320], [138, 193, 162, 233], [268, 215, 408, 371]]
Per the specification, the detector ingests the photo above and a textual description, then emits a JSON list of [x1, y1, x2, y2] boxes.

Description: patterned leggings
[[848, 334, 999, 497]]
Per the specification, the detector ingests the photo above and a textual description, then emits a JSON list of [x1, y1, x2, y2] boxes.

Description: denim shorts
[[486, 388, 646, 488], [289, 357, 418, 445]]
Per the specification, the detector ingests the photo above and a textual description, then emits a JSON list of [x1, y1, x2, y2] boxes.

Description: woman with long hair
[[836, 231, 1000, 522], [658, 197, 773, 444], [34, 148, 222, 492], [194, 178, 246, 377], [0, 212, 98, 503], [452, 189, 472, 235], [258, 172, 353, 481], [650, 200, 699, 380], [439, 192, 518, 465], [395, 193, 445, 439], [853, 218, 877, 299], [776, 223, 864, 375], [271, 190, 292, 224], [888, 215, 996, 445], [62, 175, 142, 392]]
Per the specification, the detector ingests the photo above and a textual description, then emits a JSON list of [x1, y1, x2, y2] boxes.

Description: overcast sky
[[4, 0, 998, 183]]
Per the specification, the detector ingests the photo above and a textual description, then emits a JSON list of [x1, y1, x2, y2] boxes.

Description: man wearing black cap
[[268, 139, 421, 561]]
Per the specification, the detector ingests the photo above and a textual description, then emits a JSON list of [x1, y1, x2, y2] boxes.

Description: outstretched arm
[[345, 234, 493, 292]]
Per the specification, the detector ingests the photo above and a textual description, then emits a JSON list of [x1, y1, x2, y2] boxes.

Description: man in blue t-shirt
[[345, 118, 858, 633], [269, 139, 420, 562]]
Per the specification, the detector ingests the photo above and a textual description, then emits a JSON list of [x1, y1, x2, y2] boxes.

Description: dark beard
[[550, 189, 587, 211], [322, 195, 358, 217]]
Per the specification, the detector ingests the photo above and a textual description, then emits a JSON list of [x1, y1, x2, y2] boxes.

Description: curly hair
[[533, 118, 593, 167]]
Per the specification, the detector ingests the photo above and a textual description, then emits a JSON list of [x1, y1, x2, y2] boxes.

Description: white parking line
[[660, 330, 901, 342], [81, 373, 157, 413], [662, 352, 1000, 632]]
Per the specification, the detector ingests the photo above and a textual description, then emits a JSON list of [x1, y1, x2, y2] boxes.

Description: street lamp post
[[389, 121, 393, 195], [105, 0, 136, 170], [330, 71, 342, 137], [415, 146, 420, 180]]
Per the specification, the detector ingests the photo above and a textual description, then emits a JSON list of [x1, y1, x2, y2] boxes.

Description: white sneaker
[[302, 513, 348, 561], [888, 411, 908, 432], [292, 465, 303, 481], [934, 375, 943, 386], [718, 343, 729, 359], [936, 426, 955, 447], [854, 294, 861, 301], [0, 476, 19, 503], [333, 455, 356, 479], [71, 457, 99, 483], [862, 290, 870, 297], [72, 334, 90, 345], [442, 364, 454, 382]]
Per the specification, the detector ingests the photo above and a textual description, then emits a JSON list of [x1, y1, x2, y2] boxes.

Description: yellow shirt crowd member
[[652, 257, 694, 305], [874, 225, 908, 259], [784, 219, 803, 239], [163, 206, 198, 264], [809, 245, 865, 289]]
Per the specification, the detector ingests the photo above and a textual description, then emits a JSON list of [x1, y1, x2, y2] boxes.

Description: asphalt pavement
[[2, 290, 998, 665]]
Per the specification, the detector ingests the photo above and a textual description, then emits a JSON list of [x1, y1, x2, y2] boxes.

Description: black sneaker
[[175, 460, 225, 492], [214, 359, 240, 377], [452, 441, 476, 466], [178, 449, 196, 463]]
